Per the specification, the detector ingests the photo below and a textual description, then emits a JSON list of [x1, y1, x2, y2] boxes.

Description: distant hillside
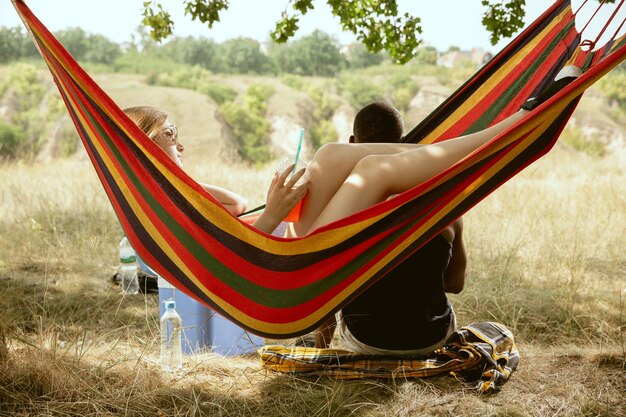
[[1, 66, 624, 165]]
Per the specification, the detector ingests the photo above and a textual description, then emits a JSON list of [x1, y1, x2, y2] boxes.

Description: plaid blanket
[[259, 322, 519, 394]]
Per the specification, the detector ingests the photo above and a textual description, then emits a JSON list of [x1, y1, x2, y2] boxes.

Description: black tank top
[[342, 234, 453, 350]]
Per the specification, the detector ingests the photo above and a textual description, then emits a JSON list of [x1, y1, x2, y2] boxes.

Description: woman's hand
[[253, 164, 309, 233]]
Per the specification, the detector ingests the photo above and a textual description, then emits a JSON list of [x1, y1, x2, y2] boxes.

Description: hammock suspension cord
[[578, 0, 625, 49]]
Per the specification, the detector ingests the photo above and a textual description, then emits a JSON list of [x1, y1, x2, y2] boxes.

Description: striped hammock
[[12, 0, 625, 338]]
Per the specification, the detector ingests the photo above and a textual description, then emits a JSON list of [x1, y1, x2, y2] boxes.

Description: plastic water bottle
[[160, 300, 183, 372], [119, 236, 139, 295]]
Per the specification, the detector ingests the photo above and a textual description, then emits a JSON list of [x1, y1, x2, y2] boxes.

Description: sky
[[1, 1, 624, 53]]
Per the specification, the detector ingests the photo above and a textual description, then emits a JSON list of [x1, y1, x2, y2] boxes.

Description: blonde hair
[[123, 106, 168, 139]]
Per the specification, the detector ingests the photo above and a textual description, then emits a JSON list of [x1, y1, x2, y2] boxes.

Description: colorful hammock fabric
[[260, 322, 519, 394], [12, 0, 626, 338]]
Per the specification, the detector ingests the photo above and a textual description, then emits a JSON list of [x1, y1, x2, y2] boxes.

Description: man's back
[[342, 234, 454, 350]]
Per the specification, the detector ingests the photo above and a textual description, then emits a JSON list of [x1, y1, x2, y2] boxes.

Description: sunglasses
[[154, 124, 178, 146]]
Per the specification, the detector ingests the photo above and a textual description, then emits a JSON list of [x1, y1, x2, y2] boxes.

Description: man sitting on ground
[[314, 101, 467, 356]]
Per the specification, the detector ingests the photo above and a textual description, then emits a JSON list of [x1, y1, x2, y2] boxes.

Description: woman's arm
[[199, 183, 249, 216]]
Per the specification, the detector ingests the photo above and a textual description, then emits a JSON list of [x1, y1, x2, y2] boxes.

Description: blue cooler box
[[158, 277, 264, 355]]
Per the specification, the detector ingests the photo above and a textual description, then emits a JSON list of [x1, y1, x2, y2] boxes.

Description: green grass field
[[1, 142, 624, 416], [0, 70, 624, 416]]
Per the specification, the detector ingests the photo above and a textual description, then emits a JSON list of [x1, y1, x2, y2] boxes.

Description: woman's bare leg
[[303, 109, 529, 234], [293, 141, 424, 235]]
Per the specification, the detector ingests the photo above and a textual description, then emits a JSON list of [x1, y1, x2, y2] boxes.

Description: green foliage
[[0, 27, 39, 63], [597, 71, 626, 114], [83, 35, 121, 64], [562, 126, 606, 158], [244, 84, 275, 110], [141, 1, 174, 41], [0, 121, 25, 158], [219, 83, 275, 164], [113, 51, 179, 74], [143, 0, 424, 64], [414, 46, 438, 65], [141, 63, 238, 105], [160, 36, 221, 71], [388, 74, 418, 112], [198, 83, 238, 105], [220, 103, 272, 163], [326, 0, 421, 64], [481, 0, 526, 45], [55, 27, 121, 64], [0, 63, 47, 109], [55, 121, 80, 157], [270, 1, 315, 42], [0, 63, 67, 159], [306, 85, 339, 120], [171, 66, 213, 89], [346, 43, 385, 69], [339, 75, 384, 108], [56, 28, 89, 60], [392, 87, 414, 113], [219, 38, 270, 74], [269, 31, 345, 76], [139, 0, 586, 64], [184, 0, 229, 28], [309, 119, 338, 149], [280, 74, 305, 91]]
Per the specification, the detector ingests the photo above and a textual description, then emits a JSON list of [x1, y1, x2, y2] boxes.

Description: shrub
[[339, 75, 384, 108], [388, 74, 419, 112], [393, 87, 414, 113], [562, 126, 606, 158], [598, 71, 626, 113], [0, 63, 67, 159], [0, 63, 47, 110], [220, 102, 272, 164], [198, 83, 238, 105], [57, 122, 80, 157], [170, 66, 212, 90], [247, 84, 275, 103], [309, 120, 339, 149], [281, 74, 305, 91], [0, 121, 25, 158], [305, 86, 339, 120], [218, 83, 276, 164], [113, 52, 179, 74]]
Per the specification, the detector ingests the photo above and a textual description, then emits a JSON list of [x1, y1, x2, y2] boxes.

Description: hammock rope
[[578, 0, 624, 50], [11, 0, 626, 338]]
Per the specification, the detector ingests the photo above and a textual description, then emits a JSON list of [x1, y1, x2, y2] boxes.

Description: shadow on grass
[[1, 265, 159, 340]]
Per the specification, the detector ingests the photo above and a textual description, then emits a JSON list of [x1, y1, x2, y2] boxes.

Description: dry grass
[[0, 141, 625, 416]]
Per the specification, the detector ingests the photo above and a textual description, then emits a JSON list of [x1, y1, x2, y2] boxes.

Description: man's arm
[[443, 218, 466, 294]]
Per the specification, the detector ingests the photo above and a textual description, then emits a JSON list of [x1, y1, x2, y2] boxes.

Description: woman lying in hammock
[[125, 66, 581, 238], [123, 106, 309, 234]]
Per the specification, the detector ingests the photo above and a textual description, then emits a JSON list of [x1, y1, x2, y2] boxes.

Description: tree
[[0, 27, 38, 63], [161, 36, 220, 70], [219, 38, 270, 74], [56, 28, 90, 61], [140, 0, 607, 64], [414, 45, 437, 65], [274, 30, 345, 76], [346, 43, 385, 69], [84, 34, 121, 64]]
